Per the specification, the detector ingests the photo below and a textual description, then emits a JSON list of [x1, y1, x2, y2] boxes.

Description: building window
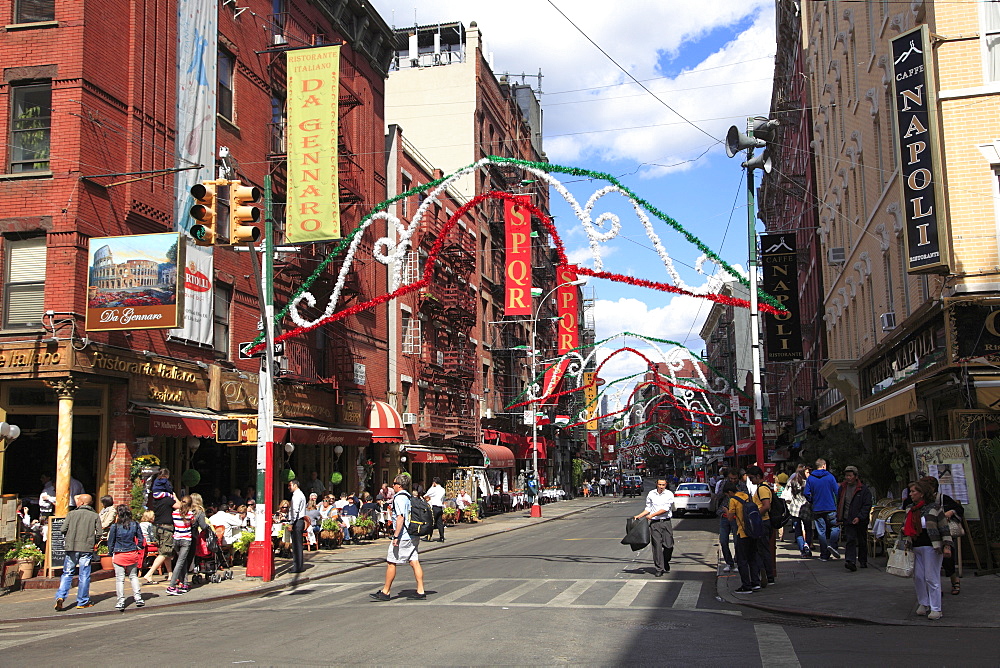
[[213, 285, 231, 356], [8, 83, 51, 173], [983, 0, 1000, 82], [14, 0, 54, 23], [3, 236, 46, 328], [218, 50, 235, 121]]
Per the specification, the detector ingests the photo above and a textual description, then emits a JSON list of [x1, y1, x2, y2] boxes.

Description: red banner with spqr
[[504, 197, 531, 316], [556, 267, 579, 353]]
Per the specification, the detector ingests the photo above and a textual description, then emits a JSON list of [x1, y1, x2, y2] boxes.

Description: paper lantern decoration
[[330, 472, 343, 485]]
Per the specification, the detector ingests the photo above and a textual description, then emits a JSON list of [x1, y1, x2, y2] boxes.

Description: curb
[[6, 498, 616, 624]]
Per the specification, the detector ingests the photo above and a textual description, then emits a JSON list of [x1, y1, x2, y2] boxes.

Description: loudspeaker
[[725, 126, 764, 158], [743, 150, 772, 173]]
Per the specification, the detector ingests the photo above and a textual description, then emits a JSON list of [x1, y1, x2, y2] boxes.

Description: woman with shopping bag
[[900, 479, 953, 620]]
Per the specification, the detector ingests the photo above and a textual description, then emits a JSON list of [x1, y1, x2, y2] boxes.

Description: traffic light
[[229, 180, 262, 244], [189, 181, 218, 246]]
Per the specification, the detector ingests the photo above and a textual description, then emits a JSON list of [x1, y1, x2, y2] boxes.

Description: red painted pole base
[[530, 503, 542, 518], [245, 540, 275, 581]]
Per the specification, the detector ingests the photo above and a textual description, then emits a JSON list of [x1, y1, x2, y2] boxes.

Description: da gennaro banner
[[760, 233, 802, 361], [287, 44, 341, 243], [890, 25, 951, 274], [504, 196, 531, 316], [86, 233, 184, 331]]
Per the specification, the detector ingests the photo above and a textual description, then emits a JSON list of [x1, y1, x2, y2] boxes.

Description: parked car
[[672, 482, 713, 516], [622, 475, 643, 497]]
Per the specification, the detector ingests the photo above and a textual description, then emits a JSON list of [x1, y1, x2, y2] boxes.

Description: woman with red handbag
[[107, 505, 147, 611]]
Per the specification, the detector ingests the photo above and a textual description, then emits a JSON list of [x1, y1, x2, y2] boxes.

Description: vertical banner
[[582, 371, 599, 430], [170, 239, 214, 344], [890, 25, 950, 274], [172, 0, 216, 343], [760, 234, 803, 361], [556, 266, 579, 354], [504, 196, 531, 316], [287, 45, 341, 242]]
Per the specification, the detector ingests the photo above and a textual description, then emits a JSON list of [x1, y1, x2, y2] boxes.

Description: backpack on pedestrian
[[400, 491, 435, 538], [768, 495, 790, 530], [737, 494, 767, 539]]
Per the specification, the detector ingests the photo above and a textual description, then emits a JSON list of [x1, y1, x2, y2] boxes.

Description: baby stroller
[[190, 527, 234, 584]]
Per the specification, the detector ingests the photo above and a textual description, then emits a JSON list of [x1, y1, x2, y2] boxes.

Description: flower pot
[[100, 555, 114, 570], [16, 558, 36, 580]]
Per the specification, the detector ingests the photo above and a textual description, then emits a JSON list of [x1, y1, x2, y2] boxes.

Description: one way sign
[[238, 341, 284, 360]]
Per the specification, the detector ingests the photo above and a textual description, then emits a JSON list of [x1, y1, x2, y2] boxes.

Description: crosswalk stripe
[[431, 578, 501, 604], [754, 624, 800, 668], [547, 579, 595, 606], [604, 580, 646, 608], [671, 580, 701, 610], [485, 580, 545, 605]]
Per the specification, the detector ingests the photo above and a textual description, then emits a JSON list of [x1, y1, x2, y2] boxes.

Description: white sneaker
[[722, 565, 732, 572], [915, 604, 928, 616], [927, 610, 943, 620]]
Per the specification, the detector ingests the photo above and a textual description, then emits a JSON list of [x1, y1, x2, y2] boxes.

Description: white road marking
[[430, 578, 500, 604], [671, 580, 701, 610], [547, 579, 596, 606], [604, 580, 646, 608], [485, 580, 545, 605], [754, 624, 800, 668]]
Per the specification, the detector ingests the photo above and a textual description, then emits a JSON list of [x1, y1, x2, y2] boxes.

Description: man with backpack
[[723, 481, 763, 594], [370, 474, 427, 601], [747, 466, 777, 586]]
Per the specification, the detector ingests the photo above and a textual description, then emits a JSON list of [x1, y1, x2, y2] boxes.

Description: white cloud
[[594, 295, 709, 349]]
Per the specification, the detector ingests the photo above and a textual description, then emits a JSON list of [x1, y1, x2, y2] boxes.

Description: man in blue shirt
[[370, 474, 426, 601], [804, 458, 841, 560]]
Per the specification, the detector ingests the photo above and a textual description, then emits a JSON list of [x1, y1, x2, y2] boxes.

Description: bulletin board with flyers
[[910, 440, 982, 521]]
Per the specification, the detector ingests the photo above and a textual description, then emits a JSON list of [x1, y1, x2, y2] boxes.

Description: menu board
[[911, 441, 981, 521], [46, 517, 66, 575]]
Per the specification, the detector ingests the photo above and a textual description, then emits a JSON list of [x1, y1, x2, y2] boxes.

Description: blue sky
[[371, 0, 776, 385]]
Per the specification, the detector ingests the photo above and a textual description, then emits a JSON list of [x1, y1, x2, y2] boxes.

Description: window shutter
[[4, 238, 46, 326], [8, 238, 47, 282], [15, 0, 55, 23]]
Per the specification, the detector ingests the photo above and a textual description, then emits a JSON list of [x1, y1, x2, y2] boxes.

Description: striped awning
[[368, 401, 403, 443]]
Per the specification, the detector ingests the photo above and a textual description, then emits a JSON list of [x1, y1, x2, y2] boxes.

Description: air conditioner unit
[[880, 312, 897, 331], [827, 247, 846, 264], [401, 412, 418, 425]]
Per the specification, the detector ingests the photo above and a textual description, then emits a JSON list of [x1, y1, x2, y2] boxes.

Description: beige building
[[801, 0, 1000, 510]]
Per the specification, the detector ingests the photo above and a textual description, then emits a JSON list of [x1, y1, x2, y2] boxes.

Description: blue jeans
[[56, 551, 93, 605], [792, 517, 812, 554], [813, 511, 841, 558], [719, 515, 736, 567]]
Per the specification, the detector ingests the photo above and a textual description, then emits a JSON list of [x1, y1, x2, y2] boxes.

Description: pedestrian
[[166, 493, 209, 596], [804, 458, 840, 560], [98, 495, 116, 534], [370, 474, 426, 601], [746, 466, 775, 585], [54, 494, 102, 611], [142, 480, 175, 584], [424, 477, 446, 542], [837, 465, 873, 571], [633, 478, 674, 576], [107, 504, 146, 610], [724, 480, 762, 594], [782, 464, 813, 557], [287, 479, 307, 573], [599, 476, 608, 497], [902, 479, 953, 620], [714, 468, 738, 572], [68, 475, 85, 508], [38, 473, 56, 519], [913, 476, 964, 596]]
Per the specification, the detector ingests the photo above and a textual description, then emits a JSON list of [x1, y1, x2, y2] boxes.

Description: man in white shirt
[[424, 477, 446, 542], [209, 506, 243, 546], [633, 478, 675, 576], [287, 479, 307, 574], [455, 490, 472, 510], [39, 473, 57, 518]]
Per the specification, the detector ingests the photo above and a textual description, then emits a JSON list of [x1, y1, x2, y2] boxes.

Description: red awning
[[475, 443, 515, 469], [147, 408, 216, 439], [483, 429, 518, 444], [405, 445, 459, 464], [276, 422, 372, 447], [368, 401, 403, 443], [724, 440, 755, 456], [515, 436, 548, 460]]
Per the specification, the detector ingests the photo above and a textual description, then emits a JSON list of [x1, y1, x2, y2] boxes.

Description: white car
[[672, 483, 713, 516]]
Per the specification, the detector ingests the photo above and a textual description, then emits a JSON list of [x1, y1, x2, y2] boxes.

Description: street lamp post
[[529, 278, 586, 518]]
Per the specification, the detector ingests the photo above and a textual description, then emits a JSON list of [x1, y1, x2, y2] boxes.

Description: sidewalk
[[0, 496, 616, 623], [716, 530, 1000, 628]]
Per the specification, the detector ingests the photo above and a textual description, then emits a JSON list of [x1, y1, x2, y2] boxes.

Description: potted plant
[[463, 504, 479, 523], [96, 543, 113, 570], [442, 506, 459, 525], [3, 541, 44, 580], [352, 515, 375, 540], [319, 518, 343, 547]]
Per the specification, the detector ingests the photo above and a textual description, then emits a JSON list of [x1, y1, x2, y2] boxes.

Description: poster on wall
[[86, 233, 184, 331], [169, 238, 214, 345], [911, 440, 981, 521]]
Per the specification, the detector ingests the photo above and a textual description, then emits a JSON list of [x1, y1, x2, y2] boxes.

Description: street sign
[[238, 341, 284, 360], [215, 418, 241, 443]]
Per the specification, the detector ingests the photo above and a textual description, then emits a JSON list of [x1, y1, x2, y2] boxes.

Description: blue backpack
[[738, 493, 767, 539]]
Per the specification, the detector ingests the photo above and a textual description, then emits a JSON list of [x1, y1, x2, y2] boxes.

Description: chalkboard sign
[[46, 517, 66, 576]]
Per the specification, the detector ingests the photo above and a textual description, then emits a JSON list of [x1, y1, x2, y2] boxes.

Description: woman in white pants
[[901, 479, 953, 620]]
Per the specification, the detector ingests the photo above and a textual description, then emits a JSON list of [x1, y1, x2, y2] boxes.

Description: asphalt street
[[1, 492, 997, 666]]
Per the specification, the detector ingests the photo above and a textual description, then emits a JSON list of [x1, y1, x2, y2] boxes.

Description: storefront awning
[[145, 407, 217, 439], [404, 444, 459, 464], [818, 407, 848, 428], [483, 429, 519, 444], [724, 440, 754, 456], [368, 401, 403, 443], [274, 421, 372, 447], [515, 436, 548, 460], [475, 443, 515, 469], [854, 385, 917, 428]]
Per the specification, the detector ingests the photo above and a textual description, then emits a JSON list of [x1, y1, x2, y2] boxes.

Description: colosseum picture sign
[[86, 232, 185, 331]]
